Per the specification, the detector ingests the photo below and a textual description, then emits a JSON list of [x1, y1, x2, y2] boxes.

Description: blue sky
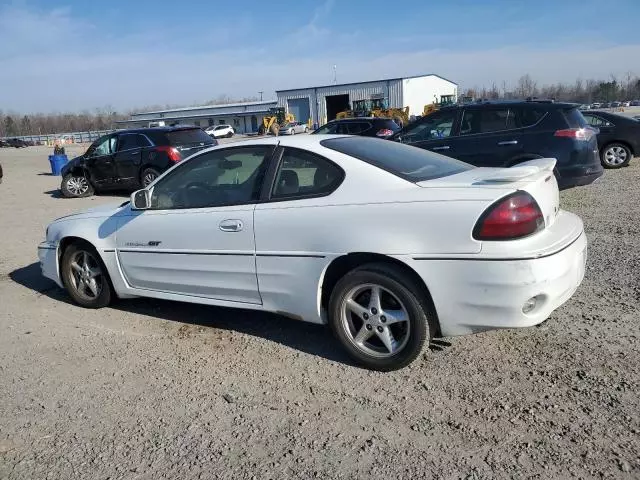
[[1, 0, 639, 113]]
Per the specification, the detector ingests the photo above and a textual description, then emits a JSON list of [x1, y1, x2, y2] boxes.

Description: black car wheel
[[226, 131, 234, 138], [329, 263, 433, 371], [601, 143, 631, 169], [141, 167, 161, 187], [61, 173, 94, 198]]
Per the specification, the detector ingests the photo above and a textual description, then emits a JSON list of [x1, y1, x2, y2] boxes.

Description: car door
[[448, 106, 523, 167], [115, 145, 275, 304], [395, 109, 459, 158], [113, 133, 148, 184], [84, 135, 118, 186]]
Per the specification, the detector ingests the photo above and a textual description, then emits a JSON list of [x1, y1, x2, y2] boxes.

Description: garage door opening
[[325, 94, 350, 121]]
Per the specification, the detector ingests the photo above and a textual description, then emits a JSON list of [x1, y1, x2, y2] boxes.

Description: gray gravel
[[0, 146, 639, 479]]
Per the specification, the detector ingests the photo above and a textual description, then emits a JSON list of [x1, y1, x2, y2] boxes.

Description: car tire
[[226, 132, 233, 138], [61, 173, 94, 198], [141, 167, 161, 187], [601, 143, 631, 169], [328, 262, 432, 371], [304, 127, 308, 133], [61, 242, 113, 309]]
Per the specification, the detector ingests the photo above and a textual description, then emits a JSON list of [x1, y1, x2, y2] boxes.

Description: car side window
[[460, 108, 515, 135], [584, 115, 611, 127], [518, 108, 546, 128], [314, 123, 339, 134], [136, 134, 152, 147], [117, 135, 139, 151], [93, 136, 115, 156], [399, 110, 456, 143], [149, 146, 271, 210], [271, 148, 344, 200]]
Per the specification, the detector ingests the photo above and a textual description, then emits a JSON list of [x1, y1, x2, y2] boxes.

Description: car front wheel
[[601, 143, 631, 168], [329, 263, 432, 371], [61, 173, 94, 198], [61, 242, 113, 308]]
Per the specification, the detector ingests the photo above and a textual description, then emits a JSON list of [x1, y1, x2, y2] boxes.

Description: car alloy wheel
[[143, 170, 158, 186], [603, 145, 628, 167], [68, 250, 104, 301], [340, 283, 411, 358], [66, 176, 90, 196]]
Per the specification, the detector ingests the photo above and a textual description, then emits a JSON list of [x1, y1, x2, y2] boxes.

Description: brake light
[[473, 192, 544, 240], [376, 129, 394, 137], [155, 145, 182, 162], [554, 127, 595, 141]]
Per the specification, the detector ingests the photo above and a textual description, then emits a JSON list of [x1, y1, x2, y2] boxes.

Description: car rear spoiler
[[479, 158, 557, 183]]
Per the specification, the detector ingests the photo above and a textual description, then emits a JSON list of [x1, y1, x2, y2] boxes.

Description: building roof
[[131, 99, 277, 116], [276, 73, 457, 93], [114, 107, 274, 124]]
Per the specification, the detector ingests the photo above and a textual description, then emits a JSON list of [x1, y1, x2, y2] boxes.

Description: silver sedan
[[280, 122, 308, 135]]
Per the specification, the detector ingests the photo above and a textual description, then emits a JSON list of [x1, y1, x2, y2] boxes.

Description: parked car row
[[0, 138, 36, 148], [583, 100, 640, 110]]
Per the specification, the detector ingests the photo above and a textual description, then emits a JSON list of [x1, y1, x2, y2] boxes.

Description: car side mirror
[[131, 189, 150, 210]]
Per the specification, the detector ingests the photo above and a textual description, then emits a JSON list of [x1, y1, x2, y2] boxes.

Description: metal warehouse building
[[277, 73, 458, 127], [115, 100, 278, 134]]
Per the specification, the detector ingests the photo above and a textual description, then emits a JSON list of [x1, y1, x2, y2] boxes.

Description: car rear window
[[321, 137, 473, 182], [166, 128, 215, 146], [561, 108, 588, 128]]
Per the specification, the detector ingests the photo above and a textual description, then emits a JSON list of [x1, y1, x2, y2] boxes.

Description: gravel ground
[[0, 146, 639, 479]]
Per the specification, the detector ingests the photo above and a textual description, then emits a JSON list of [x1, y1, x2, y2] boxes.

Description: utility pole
[[258, 91, 263, 101], [333, 65, 337, 84]]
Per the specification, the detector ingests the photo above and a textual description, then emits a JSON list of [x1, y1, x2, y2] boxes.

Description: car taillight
[[376, 129, 394, 137], [473, 192, 544, 240], [554, 127, 595, 141], [155, 146, 182, 162]]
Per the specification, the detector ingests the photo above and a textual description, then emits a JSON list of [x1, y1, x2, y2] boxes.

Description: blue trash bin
[[48, 154, 68, 176]]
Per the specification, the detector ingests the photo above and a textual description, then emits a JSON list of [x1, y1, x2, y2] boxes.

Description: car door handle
[[219, 219, 243, 232], [432, 146, 450, 151], [498, 140, 518, 146]]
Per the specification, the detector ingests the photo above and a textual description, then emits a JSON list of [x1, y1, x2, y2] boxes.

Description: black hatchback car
[[392, 100, 603, 189], [60, 126, 217, 198], [581, 111, 640, 168], [312, 117, 401, 138]]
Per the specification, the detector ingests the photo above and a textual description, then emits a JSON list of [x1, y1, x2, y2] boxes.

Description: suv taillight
[[554, 127, 595, 141], [156, 146, 182, 162], [473, 192, 544, 240], [376, 128, 394, 137]]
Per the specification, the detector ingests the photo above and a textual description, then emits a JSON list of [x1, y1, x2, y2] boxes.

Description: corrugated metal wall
[[277, 79, 405, 125]]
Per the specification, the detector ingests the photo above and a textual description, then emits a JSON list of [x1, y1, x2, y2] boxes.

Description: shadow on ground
[[43, 189, 130, 199], [9, 263, 354, 365]]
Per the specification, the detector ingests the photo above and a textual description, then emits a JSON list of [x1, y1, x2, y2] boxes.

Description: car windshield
[[321, 137, 473, 182], [284, 123, 295, 128], [313, 123, 339, 134], [166, 128, 215, 146]]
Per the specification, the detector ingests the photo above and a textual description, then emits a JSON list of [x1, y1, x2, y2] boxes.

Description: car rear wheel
[[601, 143, 631, 168], [226, 131, 233, 138], [141, 167, 161, 187], [61, 242, 113, 308], [329, 263, 432, 371], [61, 173, 94, 198]]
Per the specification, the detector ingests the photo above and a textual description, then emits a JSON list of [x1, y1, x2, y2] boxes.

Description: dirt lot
[[0, 146, 639, 479]]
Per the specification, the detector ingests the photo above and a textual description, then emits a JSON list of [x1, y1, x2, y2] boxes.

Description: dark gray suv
[[393, 99, 603, 190]]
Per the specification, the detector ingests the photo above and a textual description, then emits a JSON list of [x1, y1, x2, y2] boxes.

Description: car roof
[[122, 126, 203, 134], [441, 100, 578, 110], [326, 117, 395, 123]]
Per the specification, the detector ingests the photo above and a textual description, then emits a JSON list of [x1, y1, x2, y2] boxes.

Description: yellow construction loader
[[258, 107, 294, 136], [422, 94, 457, 116], [336, 98, 410, 128]]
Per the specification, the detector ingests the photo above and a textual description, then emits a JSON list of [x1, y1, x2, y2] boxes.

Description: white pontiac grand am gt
[[39, 135, 587, 370]]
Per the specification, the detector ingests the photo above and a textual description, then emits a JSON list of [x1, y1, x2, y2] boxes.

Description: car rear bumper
[[38, 241, 63, 287], [405, 230, 587, 336]]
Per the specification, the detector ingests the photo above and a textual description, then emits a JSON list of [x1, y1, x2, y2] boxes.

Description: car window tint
[[518, 108, 546, 127], [149, 146, 270, 210], [344, 122, 369, 134], [117, 134, 139, 151], [398, 110, 456, 143], [136, 134, 152, 147], [271, 148, 343, 199], [166, 128, 215, 146], [313, 122, 341, 134], [322, 136, 473, 182], [584, 115, 610, 127], [562, 108, 588, 128], [460, 108, 515, 135]]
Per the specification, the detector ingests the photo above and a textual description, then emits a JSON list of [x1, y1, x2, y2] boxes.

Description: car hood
[[53, 201, 129, 223]]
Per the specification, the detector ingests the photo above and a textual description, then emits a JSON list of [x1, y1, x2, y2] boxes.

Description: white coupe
[[39, 135, 587, 370]]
